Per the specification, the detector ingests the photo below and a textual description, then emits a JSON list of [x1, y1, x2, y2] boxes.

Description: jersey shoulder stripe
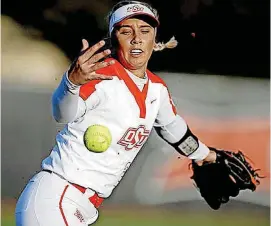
[[146, 70, 167, 87], [147, 70, 177, 115], [79, 60, 117, 100]]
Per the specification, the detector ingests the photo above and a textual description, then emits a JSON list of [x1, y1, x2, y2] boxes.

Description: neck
[[127, 68, 146, 78], [116, 55, 147, 78]]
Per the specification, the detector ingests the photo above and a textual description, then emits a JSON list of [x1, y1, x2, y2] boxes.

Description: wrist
[[64, 72, 81, 93], [195, 149, 217, 166], [67, 73, 80, 86], [66, 71, 80, 86], [203, 150, 217, 162]]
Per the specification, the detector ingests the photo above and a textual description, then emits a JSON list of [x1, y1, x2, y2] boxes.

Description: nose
[[131, 31, 142, 45]]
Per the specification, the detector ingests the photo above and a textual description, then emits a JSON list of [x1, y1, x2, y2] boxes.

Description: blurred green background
[[2, 200, 270, 226]]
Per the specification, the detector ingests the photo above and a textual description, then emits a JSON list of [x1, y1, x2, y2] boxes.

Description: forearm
[[155, 115, 210, 161], [52, 72, 85, 123]]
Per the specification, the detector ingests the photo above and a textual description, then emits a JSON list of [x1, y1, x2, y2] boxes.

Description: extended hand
[[68, 39, 115, 85]]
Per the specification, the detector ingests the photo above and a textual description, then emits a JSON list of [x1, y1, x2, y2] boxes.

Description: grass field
[[2, 200, 270, 226]]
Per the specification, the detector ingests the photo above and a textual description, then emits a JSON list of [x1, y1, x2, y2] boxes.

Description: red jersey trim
[[147, 70, 177, 115], [79, 61, 117, 100], [112, 60, 149, 118], [80, 80, 102, 100], [79, 58, 160, 119], [59, 185, 69, 226], [81, 58, 149, 118]]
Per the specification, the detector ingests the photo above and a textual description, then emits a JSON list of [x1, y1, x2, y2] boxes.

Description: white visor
[[109, 3, 159, 35]]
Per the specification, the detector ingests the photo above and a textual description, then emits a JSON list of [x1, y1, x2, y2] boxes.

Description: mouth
[[130, 49, 144, 57]]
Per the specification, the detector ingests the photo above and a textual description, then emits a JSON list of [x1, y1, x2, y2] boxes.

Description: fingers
[[92, 73, 113, 80], [81, 39, 89, 51], [86, 49, 111, 65], [71, 39, 115, 84], [79, 40, 106, 64], [90, 59, 115, 72], [83, 60, 115, 81]]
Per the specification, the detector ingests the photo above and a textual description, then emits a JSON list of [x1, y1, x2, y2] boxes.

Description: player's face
[[115, 18, 156, 71]]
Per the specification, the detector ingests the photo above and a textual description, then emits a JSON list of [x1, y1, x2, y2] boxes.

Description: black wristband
[[170, 127, 199, 157]]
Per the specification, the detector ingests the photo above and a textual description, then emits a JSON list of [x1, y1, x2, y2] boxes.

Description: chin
[[128, 58, 147, 69]]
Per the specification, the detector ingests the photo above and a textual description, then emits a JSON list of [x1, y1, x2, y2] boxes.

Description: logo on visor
[[127, 5, 144, 13]]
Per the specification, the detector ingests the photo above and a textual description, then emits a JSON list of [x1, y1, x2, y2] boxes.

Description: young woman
[[15, 1, 216, 225]]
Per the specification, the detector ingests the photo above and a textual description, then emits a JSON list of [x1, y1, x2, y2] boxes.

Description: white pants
[[15, 171, 99, 226]]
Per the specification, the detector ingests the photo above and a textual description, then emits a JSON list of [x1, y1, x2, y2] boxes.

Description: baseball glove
[[190, 147, 263, 210]]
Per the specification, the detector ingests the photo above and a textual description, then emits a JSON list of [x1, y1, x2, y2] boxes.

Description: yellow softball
[[83, 124, 112, 153]]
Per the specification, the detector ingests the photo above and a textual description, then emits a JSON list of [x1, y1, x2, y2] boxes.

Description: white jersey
[[42, 59, 209, 198]]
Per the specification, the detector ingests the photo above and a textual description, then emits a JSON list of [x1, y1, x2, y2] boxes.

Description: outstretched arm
[[155, 115, 216, 163], [52, 72, 87, 123], [154, 85, 216, 163], [52, 39, 115, 123]]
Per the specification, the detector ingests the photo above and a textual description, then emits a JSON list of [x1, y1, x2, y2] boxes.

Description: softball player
[[15, 1, 216, 225]]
